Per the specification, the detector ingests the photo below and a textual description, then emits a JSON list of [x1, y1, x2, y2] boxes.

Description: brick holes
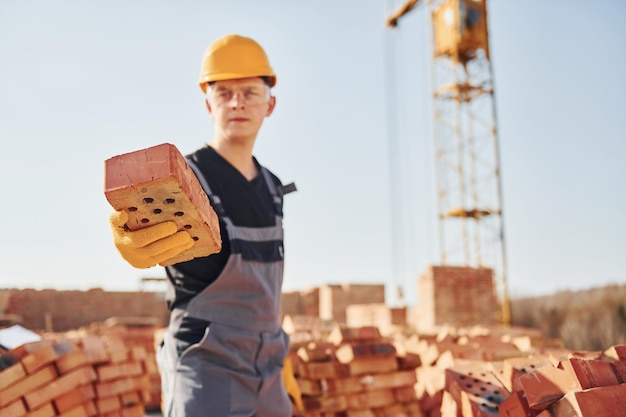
[[461, 372, 505, 406], [126, 196, 200, 241], [480, 402, 499, 413]]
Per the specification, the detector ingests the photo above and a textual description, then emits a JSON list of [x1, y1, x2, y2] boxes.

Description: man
[[109, 34, 297, 416]]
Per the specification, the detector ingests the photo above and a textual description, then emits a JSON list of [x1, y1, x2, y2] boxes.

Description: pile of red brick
[[290, 325, 423, 416], [0, 334, 152, 417], [498, 345, 626, 416], [75, 318, 164, 410], [288, 323, 626, 417]]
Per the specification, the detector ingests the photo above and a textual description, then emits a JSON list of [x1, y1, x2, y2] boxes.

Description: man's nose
[[228, 92, 246, 106]]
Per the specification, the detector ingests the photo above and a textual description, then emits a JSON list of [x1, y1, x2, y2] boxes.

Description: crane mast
[[386, 0, 510, 325]]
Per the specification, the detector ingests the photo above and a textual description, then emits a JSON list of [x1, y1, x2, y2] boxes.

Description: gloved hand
[[282, 355, 304, 414], [109, 210, 195, 268]]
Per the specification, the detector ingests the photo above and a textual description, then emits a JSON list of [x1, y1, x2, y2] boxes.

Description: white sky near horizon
[[1, 1, 624, 308]]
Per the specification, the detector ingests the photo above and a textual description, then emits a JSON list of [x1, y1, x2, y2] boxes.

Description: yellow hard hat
[[198, 34, 277, 93]]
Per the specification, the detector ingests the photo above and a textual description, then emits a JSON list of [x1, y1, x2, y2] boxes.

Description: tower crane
[[385, 0, 511, 325]]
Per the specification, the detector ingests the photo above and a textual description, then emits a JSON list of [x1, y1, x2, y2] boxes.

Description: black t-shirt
[[164, 145, 282, 310]]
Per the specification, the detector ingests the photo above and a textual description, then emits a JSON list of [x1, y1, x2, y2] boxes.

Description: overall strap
[[260, 167, 283, 217], [186, 157, 226, 217], [261, 167, 298, 217]]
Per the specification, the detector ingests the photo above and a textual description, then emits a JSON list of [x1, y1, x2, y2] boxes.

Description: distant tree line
[[510, 284, 626, 351]]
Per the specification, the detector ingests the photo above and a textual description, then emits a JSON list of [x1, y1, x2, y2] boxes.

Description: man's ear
[[266, 96, 276, 117], [205, 98, 213, 116]]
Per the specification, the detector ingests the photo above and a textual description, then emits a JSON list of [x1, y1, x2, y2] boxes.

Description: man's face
[[206, 77, 275, 143]]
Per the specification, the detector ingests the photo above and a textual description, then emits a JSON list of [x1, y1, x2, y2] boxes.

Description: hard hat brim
[[199, 73, 277, 93]]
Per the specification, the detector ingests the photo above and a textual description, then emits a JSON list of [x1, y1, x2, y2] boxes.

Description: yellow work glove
[[282, 355, 304, 414], [109, 210, 195, 268]]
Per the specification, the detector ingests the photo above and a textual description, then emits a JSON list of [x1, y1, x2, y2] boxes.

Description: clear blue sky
[[1, 1, 624, 308]]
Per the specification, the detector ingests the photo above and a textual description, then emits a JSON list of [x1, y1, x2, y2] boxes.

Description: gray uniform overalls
[[157, 159, 291, 417]]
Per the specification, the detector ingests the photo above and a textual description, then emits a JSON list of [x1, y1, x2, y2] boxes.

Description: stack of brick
[[345, 303, 410, 338], [498, 344, 626, 417], [75, 318, 164, 411], [282, 314, 337, 346], [292, 325, 423, 417], [0, 334, 151, 417], [397, 325, 526, 416], [393, 325, 626, 417], [439, 359, 510, 417]]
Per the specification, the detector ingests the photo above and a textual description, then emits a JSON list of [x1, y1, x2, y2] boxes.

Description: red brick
[[568, 350, 603, 360], [419, 389, 443, 413], [498, 390, 535, 417], [120, 404, 145, 417], [95, 375, 149, 399], [612, 361, 626, 383], [444, 363, 509, 406], [510, 335, 564, 352], [143, 353, 159, 375], [335, 342, 396, 363], [104, 142, 221, 265], [402, 402, 422, 417], [23, 366, 97, 410], [369, 369, 417, 392], [392, 385, 418, 403], [396, 352, 422, 370], [370, 403, 403, 417], [461, 389, 500, 417], [327, 325, 382, 345], [57, 403, 90, 417], [102, 337, 129, 364], [295, 378, 321, 396], [119, 392, 141, 407], [302, 394, 347, 413], [519, 364, 581, 410], [463, 336, 522, 362], [0, 365, 57, 408], [55, 349, 91, 374], [297, 361, 349, 379], [602, 344, 626, 362], [25, 403, 56, 417], [129, 346, 147, 362], [54, 384, 96, 413], [345, 388, 395, 409], [549, 384, 626, 417], [416, 366, 445, 398], [322, 369, 417, 395], [558, 358, 620, 389], [501, 356, 552, 393], [346, 355, 398, 376], [296, 342, 336, 362], [21, 342, 72, 374], [96, 361, 143, 382], [439, 390, 458, 417], [0, 361, 26, 392], [0, 398, 27, 417], [95, 396, 122, 414], [6, 341, 53, 362]]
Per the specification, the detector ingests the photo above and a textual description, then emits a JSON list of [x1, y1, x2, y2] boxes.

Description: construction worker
[[109, 34, 298, 416]]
